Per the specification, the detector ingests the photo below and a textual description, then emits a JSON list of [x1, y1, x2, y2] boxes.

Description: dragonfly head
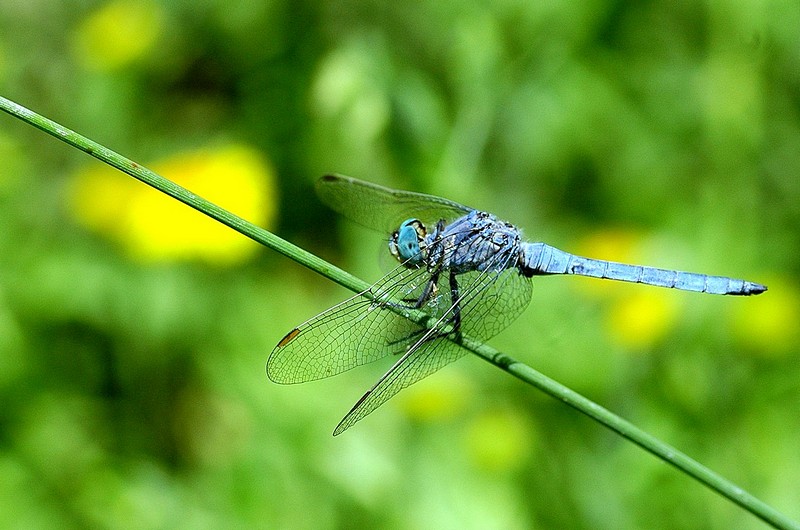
[[390, 218, 427, 266]]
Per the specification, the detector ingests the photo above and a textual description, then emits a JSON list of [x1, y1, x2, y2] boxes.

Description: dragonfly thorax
[[427, 210, 524, 275], [389, 218, 428, 266]]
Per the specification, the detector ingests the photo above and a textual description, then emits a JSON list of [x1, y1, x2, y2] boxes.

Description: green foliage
[[0, 1, 798, 528]]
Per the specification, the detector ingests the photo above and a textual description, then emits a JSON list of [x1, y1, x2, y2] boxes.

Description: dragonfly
[[267, 174, 767, 435]]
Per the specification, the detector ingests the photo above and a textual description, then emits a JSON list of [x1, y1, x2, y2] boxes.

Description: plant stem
[[1, 95, 796, 530]]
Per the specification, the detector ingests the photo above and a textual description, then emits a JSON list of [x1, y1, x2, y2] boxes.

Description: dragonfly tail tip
[[736, 281, 767, 295]]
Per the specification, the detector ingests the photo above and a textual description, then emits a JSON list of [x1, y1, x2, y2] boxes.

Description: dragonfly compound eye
[[391, 218, 426, 265]]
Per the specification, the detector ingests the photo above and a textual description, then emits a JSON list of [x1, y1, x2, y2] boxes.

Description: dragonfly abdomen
[[520, 242, 766, 295]]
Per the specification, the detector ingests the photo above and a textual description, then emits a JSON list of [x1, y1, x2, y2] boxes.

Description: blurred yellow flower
[[605, 289, 680, 350], [73, 1, 163, 71], [568, 228, 682, 349], [465, 407, 534, 473], [70, 144, 277, 265], [729, 276, 800, 357]]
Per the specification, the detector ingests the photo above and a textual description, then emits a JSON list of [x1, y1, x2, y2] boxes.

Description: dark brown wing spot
[[277, 328, 301, 348]]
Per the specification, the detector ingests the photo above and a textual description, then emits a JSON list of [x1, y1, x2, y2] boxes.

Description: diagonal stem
[[1, 95, 796, 530]]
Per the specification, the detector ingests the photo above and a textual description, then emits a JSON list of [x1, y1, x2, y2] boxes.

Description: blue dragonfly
[[268, 175, 766, 435]]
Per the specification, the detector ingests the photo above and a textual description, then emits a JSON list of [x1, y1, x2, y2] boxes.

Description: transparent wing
[[332, 335, 467, 435], [456, 263, 533, 341], [333, 252, 533, 435], [316, 174, 472, 232], [267, 263, 433, 384], [270, 175, 471, 384]]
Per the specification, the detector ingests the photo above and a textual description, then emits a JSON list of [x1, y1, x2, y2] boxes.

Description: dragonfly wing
[[332, 254, 533, 434], [316, 174, 472, 232], [267, 264, 433, 383], [333, 336, 468, 435], [456, 266, 533, 342]]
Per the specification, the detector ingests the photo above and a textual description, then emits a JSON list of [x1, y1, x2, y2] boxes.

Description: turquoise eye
[[396, 221, 420, 259], [390, 218, 426, 265]]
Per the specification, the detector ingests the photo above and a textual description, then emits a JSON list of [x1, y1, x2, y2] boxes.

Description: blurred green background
[[1, 0, 798, 528]]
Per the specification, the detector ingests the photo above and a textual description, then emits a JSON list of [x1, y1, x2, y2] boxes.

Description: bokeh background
[[1, 1, 798, 528]]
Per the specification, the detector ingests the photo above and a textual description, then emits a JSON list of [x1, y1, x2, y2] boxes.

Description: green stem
[[1, 95, 796, 530]]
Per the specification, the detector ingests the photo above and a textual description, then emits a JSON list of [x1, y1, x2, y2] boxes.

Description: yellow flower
[[70, 144, 277, 265], [569, 228, 682, 349], [605, 289, 680, 350], [728, 276, 799, 357], [72, 1, 163, 71]]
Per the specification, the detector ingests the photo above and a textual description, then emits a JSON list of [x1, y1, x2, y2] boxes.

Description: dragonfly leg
[[383, 270, 444, 354], [411, 219, 448, 308], [409, 269, 439, 310]]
